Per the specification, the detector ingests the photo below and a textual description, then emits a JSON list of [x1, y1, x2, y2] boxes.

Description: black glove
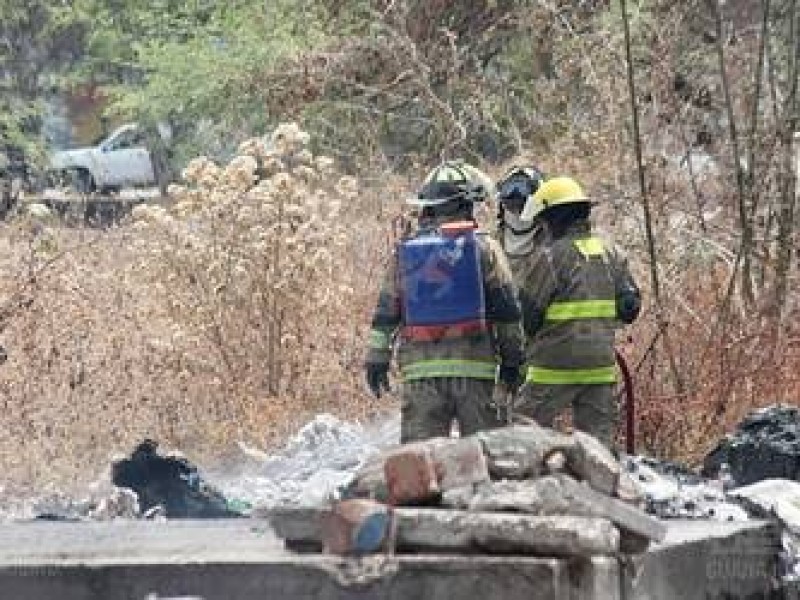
[[498, 364, 524, 392], [365, 362, 390, 398], [616, 283, 641, 324]]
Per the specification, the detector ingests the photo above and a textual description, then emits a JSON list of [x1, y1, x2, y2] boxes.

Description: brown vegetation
[[0, 1, 798, 493], [0, 125, 397, 493]]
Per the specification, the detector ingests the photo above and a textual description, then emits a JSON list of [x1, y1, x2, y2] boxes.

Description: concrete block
[[0, 518, 781, 600], [629, 520, 780, 600], [568, 431, 620, 496], [432, 437, 490, 491], [270, 505, 620, 557], [477, 425, 577, 480], [452, 475, 665, 546], [354, 438, 490, 506], [0, 555, 573, 600], [393, 509, 620, 556], [569, 556, 622, 600], [0, 518, 584, 600]]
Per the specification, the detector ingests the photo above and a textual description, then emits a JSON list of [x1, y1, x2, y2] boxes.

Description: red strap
[[439, 221, 477, 236], [402, 320, 488, 342]]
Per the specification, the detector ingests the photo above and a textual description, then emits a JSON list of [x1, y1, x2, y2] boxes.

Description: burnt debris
[[112, 439, 241, 519]]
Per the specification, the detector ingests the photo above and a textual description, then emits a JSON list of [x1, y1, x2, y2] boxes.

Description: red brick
[[321, 499, 391, 555], [384, 444, 441, 505]]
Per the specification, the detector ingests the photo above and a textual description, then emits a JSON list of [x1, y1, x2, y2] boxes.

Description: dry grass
[[630, 274, 800, 464], [0, 124, 397, 495]]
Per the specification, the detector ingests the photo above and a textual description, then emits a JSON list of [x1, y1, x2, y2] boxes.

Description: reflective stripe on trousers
[[527, 365, 617, 385], [401, 359, 497, 381]]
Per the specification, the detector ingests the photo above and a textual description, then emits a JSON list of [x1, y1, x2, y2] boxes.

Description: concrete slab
[[0, 521, 573, 600], [0, 517, 781, 600], [630, 519, 781, 600], [0, 559, 575, 600], [0, 520, 284, 563]]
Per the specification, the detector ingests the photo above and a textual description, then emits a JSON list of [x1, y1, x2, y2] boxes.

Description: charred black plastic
[[112, 439, 241, 518], [703, 405, 800, 486]]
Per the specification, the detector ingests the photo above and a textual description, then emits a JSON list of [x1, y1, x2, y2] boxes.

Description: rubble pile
[[8, 403, 800, 541], [270, 424, 666, 557], [621, 405, 800, 581], [614, 405, 800, 522]]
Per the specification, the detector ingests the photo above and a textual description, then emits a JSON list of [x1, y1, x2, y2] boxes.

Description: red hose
[[616, 349, 635, 454]]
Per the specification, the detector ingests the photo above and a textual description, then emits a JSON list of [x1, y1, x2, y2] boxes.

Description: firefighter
[[495, 165, 548, 280], [515, 176, 640, 446], [365, 161, 525, 442]]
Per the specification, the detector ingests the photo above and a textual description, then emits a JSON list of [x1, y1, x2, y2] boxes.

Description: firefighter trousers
[[516, 383, 618, 447], [400, 377, 501, 443]]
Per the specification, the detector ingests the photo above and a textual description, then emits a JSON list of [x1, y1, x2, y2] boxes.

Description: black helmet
[[408, 161, 491, 207]]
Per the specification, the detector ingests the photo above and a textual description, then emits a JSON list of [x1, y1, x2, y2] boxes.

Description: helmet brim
[[406, 196, 456, 207], [519, 197, 594, 221]]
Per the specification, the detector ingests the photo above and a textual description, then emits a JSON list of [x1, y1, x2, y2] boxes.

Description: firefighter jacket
[[517, 219, 640, 385], [366, 218, 525, 382]]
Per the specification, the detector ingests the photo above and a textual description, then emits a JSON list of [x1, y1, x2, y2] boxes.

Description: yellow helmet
[[408, 161, 493, 207], [519, 176, 590, 221]]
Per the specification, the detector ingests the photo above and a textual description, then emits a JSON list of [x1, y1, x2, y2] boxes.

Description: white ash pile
[[0, 476, 143, 522], [217, 414, 400, 509], [270, 424, 666, 557]]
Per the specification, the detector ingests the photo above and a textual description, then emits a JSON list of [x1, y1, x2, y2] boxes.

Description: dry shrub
[[132, 123, 363, 407], [611, 162, 800, 463]]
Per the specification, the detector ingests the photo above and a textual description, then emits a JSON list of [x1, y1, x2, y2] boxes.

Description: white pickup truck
[[49, 123, 157, 193]]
